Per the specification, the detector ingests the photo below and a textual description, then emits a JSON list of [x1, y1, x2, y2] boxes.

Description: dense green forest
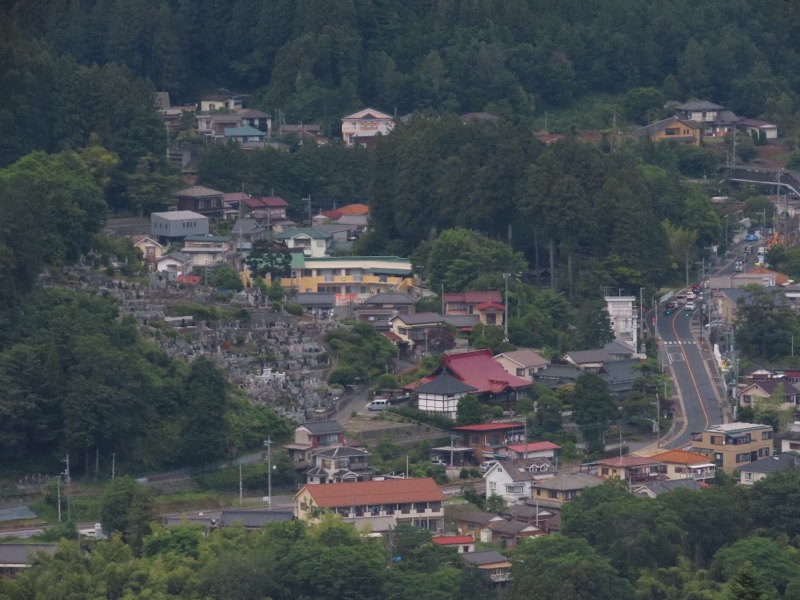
[[6, 0, 800, 135], [5, 473, 800, 599]]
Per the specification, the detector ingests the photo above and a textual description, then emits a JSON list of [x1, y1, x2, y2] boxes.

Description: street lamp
[[263, 437, 273, 510], [723, 214, 729, 253], [503, 273, 509, 342]]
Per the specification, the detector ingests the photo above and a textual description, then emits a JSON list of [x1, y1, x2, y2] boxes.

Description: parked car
[[367, 398, 388, 411], [430, 458, 447, 467], [746, 233, 759, 242], [705, 319, 724, 329], [479, 460, 498, 474], [685, 301, 696, 311]]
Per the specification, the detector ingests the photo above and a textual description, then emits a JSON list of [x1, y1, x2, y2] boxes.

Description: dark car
[[665, 301, 677, 315]]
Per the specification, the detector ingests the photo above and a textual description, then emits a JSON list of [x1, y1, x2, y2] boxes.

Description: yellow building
[[284, 255, 415, 304], [631, 116, 703, 146], [691, 423, 773, 474]]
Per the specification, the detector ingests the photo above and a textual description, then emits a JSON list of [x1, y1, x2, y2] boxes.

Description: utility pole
[[450, 435, 455, 466], [654, 393, 660, 448], [111, 452, 116, 480], [64, 454, 71, 523], [239, 464, 243, 506], [56, 476, 62, 523], [503, 273, 509, 342], [263, 437, 273, 510]]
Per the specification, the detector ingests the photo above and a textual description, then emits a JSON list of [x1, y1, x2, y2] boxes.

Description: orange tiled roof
[[651, 450, 714, 465], [337, 203, 369, 215], [298, 478, 444, 507]]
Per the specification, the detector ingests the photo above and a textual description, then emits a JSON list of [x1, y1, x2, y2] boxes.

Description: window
[[516, 368, 525, 376], [759, 447, 770, 457], [548, 490, 558, 499], [675, 467, 684, 474], [489, 481, 497, 491], [301, 269, 312, 277], [745, 472, 753, 480], [714, 453, 723, 464], [710, 435, 720, 445], [736, 452, 751, 463], [505, 484, 524, 494], [762, 431, 774, 440]]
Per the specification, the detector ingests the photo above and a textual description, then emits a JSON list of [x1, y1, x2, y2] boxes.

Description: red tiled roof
[[650, 450, 713, 465], [452, 422, 524, 432], [338, 203, 369, 215], [258, 196, 289, 207], [444, 291, 502, 305], [432, 535, 474, 545], [322, 210, 344, 220], [443, 349, 530, 393], [474, 301, 505, 311], [506, 441, 561, 453], [383, 331, 402, 343], [298, 478, 444, 507]]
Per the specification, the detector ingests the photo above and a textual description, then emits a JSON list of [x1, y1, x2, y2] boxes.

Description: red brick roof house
[[452, 422, 526, 461], [444, 291, 503, 316]]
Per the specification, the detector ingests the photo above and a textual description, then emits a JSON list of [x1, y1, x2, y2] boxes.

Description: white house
[[342, 108, 394, 147], [605, 296, 638, 352], [415, 373, 478, 420], [484, 458, 555, 506]]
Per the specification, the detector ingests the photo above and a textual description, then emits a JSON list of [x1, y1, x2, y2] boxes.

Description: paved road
[[659, 306, 725, 449]]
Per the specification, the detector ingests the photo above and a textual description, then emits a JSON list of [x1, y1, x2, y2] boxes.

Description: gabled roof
[[151, 210, 207, 221], [223, 191, 250, 203], [461, 550, 511, 567], [488, 460, 538, 482], [456, 510, 504, 525], [184, 234, 231, 243], [741, 379, 800, 396], [602, 359, 643, 383], [312, 445, 370, 459], [231, 218, 265, 235], [159, 251, 191, 263], [651, 449, 714, 465], [506, 441, 561, 454], [0, 544, 57, 566], [343, 108, 393, 121], [593, 456, 662, 468], [633, 479, 703, 497], [494, 349, 549, 369], [432, 535, 474, 546], [361, 292, 417, 306], [275, 227, 333, 240], [175, 185, 223, 198], [565, 341, 636, 365], [535, 473, 604, 491], [414, 373, 478, 395], [297, 477, 444, 507], [747, 267, 790, 286], [738, 118, 777, 129], [258, 196, 290, 208], [338, 203, 370, 215], [298, 420, 344, 435], [444, 291, 503, 305], [631, 116, 700, 139], [441, 349, 531, 394], [474, 301, 505, 311], [741, 453, 800, 474]]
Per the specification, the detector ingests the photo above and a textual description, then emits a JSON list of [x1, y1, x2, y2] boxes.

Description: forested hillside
[[6, 0, 800, 135]]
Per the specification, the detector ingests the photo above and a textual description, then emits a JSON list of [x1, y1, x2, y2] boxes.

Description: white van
[[367, 398, 388, 411]]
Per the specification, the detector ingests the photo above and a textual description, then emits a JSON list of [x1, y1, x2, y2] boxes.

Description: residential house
[[532, 363, 581, 389], [586, 456, 664, 483], [444, 291, 505, 327], [460, 551, 512, 587], [781, 422, 800, 452], [737, 118, 778, 140], [354, 292, 417, 331], [230, 218, 267, 252], [408, 349, 531, 410], [455, 510, 506, 539], [415, 373, 478, 420], [738, 379, 800, 410], [293, 478, 445, 531], [631, 116, 703, 146], [0, 544, 57, 578], [602, 359, 644, 397], [199, 91, 244, 113], [452, 422, 527, 462], [181, 235, 232, 268], [484, 519, 543, 549], [224, 125, 266, 148], [740, 453, 799, 486], [240, 196, 290, 228], [691, 422, 774, 473], [237, 109, 271, 133], [505, 441, 561, 461], [649, 449, 716, 482], [294, 292, 337, 315], [283, 420, 345, 468], [494, 349, 550, 382], [714, 288, 747, 324], [131, 235, 165, 267], [432, 535, 475, 553], [275, 227, 333, 257], [390, 312, 479, 354], [484, 458, 556, 506], [219, 509, 293, 529], [532, 473, 604, 505], [342, 108, 395, 147], [197, 113, 242, 140], [564, 341, 637, 371], [174, 185, 225, 218], [150, 211, 209, 244], [304, 445, 375, 484], [632, 479, 704, 498], [156, 251, 192, 280], [605, 296, 639, 351], [285, 256, 415, 304], [674, 101, 723, 123]]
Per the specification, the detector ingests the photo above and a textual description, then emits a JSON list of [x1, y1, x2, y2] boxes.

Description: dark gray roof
[[489, 519, 535, 535], [565, 341, 635, 365], [633, 479, 703, 497], [175, 185, 223, 197], [741, 453, 800, 474], [492, 459, 553, 482], [311, 446, 370, 459], [461, 550, 510, 566], [361, 292, 417, 306], [414, 373, 477, 395], [535, 473, 604, 491], [721, 287, 747, 304], [163, 516, 215, 528], [219, 509, 293, 528], [392, 312, 445, 325], [231, 218, 265, 235], [0, 544, 57, 566], [313, 223, 352, 234], [534, 364, 581, 381], [299, 420, 345, 435], [457, 510, 502, 526], [632, 115, 700, 139], [602, 359, 643, 383]]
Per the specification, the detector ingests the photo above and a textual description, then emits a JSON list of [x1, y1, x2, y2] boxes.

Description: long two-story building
[[691, 423, 774, 474]]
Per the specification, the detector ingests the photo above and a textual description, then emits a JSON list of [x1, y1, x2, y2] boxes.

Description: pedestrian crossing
[[663, 340, 695, 345]]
